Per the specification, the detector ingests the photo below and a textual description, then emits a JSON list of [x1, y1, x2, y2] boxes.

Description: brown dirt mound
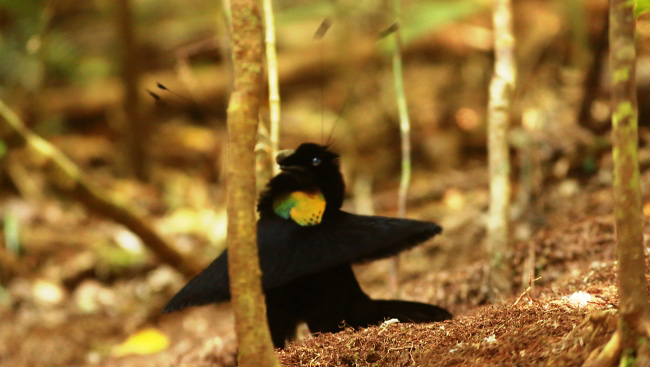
[[277, 300, 616, 367]]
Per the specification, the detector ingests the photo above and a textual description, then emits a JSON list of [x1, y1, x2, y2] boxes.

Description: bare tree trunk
[[226, 0, 280, 364], [115, 0, 148, 180], [487, 0, 515, 299], [256, 123, 274, 195], [609, 2, 648, 337], [583, 1, 650, 366]]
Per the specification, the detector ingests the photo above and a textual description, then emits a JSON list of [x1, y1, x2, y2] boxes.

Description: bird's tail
[[371, 300, 452, 323]]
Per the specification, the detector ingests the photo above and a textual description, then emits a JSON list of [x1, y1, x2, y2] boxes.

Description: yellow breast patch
[[289, 191, 326, 226], [273, 191, 326, 226]]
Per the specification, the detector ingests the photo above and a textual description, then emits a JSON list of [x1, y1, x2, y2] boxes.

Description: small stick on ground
[[521, 239, 536, 290], [512, 276, 541, 306]]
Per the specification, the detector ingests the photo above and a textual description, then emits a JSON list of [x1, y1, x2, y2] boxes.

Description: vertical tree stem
[[227, 0, 280, 364], [584, 4, 650, 365], [609, 0, 650, 341], [391, 0, 411, 221], [487, 0, 515, 297], [115, 0, 147, 180], [389, 0, 412, 291], [263, 0, 281, 175]]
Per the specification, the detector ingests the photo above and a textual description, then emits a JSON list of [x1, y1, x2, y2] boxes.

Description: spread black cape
[[164, 210, 441, 312]]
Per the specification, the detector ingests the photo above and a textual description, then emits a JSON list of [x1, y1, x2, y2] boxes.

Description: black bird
[[165, 143, 452, 348]]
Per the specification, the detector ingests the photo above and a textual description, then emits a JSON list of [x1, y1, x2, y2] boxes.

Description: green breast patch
[[273, 191, 326, 226]]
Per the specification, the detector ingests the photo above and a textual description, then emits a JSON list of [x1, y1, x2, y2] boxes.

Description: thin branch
[[388, 0, 412, 293], [391, 3, 412, 222], [263, 0, 281, 175]]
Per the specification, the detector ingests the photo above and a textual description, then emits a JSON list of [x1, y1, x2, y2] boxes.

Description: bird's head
[[276, 143, 339, 174], [275, 143, 345, 209]]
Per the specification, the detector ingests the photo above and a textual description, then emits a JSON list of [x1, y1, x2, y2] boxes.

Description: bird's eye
[[312, 157, 321, 166]]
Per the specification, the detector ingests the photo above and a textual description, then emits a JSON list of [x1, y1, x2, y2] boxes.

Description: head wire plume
[[312, 17, 351, 148], [156, 82, 197, 105], [148, 82, 220, 121], [314, 17, 332, 144], [147, 83, 196, 110], [313, 17, 398, 147]]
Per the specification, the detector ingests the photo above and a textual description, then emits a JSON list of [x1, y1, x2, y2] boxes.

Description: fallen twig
[[512, 276, 541, 306]]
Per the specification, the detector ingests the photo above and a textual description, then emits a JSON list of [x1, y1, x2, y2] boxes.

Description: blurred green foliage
[[275, 0, 483, 44], [275, 1, 334, 24], [0, 0, 486, 132], [0, 0, 46, 93], [3, 211, 21, 256], [0, 285, 10, 308], [635, 0, 650, 15], [0, 0, 81, 93], [0, 140, 7, 159], [401, 0, 483, 44], [96, 242, 149, 269], [0, 0, 484, 97]]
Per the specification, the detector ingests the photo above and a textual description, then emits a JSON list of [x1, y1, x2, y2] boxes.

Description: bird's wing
[[163, 251, 230, 312], [259, 211, 441, 290], [164, 211, 441, 312]]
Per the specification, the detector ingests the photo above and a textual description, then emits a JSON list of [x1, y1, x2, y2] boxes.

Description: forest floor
[[0, 161, 633, 366], [279, 182, 625, 367]]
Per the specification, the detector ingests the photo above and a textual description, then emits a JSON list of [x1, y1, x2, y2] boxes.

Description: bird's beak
[[276, 149, 294, 165], [276, 149, 305, 172]]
